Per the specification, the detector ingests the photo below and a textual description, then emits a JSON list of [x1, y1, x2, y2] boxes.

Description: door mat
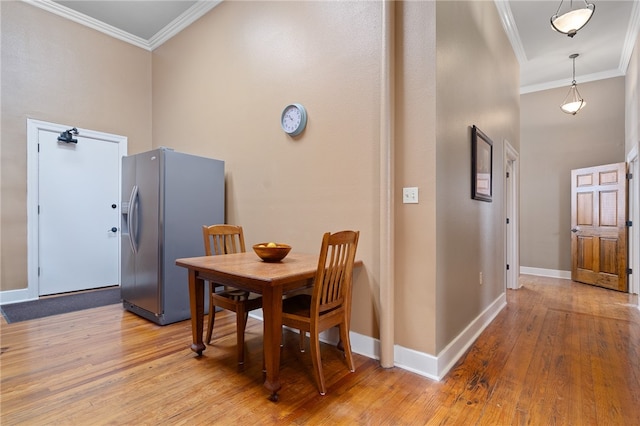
[[1, 287, 121, 324]]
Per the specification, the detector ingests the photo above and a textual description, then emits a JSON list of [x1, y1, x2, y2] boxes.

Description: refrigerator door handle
[[127, 185, 139, 254]]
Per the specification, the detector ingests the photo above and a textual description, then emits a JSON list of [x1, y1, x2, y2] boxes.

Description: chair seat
[[283, 294, 341, 318], [216, 287, 261, 301], [212, 288, 262, 312], [282, 294, 312, 317]]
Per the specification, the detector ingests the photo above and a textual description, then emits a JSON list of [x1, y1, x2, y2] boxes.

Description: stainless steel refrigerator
[[121, 148, 224, 325]]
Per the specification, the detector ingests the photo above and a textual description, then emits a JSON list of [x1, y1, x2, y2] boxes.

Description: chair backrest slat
[[203, 224, 246, 256], [312, 230, 359, 316]]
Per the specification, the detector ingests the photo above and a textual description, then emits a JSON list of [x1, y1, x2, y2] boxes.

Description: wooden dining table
[[175, 251, 322, 401]]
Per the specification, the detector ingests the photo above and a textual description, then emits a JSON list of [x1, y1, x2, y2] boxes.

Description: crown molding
[[520, 68, 625, 95], [22, 0, 222, 51], [619, 0, 640, 74], [494, 0, 527, 64], [23, 0, 150, 50], [149, 1, 222, 50]]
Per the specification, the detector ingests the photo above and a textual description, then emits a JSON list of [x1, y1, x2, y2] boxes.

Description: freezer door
[[132, 150, 162, 315], [120, 155, 136, 304]]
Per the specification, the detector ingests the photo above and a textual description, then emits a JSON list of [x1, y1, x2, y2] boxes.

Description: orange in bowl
[[253, 243, 292, 262]]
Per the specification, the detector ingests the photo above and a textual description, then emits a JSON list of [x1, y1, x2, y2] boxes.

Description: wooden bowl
[[252, 243, 292, 262]]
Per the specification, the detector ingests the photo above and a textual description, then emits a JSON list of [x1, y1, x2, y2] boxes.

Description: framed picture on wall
[[471, 125, 493, 202]]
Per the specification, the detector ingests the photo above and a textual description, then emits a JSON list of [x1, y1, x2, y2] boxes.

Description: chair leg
[[339, 322, 355, 372], [309, 329, 326, 395], [299, 329, 305, 352], [236, 303, 246, 365], [206, 283, 216, 344]]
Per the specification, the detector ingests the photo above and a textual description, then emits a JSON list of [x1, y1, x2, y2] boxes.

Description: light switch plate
[[403, 187, 419, 204]]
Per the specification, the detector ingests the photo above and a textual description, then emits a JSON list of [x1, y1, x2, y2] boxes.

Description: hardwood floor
[[1, 275, 638, 425]]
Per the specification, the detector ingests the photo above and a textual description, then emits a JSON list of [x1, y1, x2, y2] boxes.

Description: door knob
[[571, 228, 579, 233], [111, 227, 118, 233]]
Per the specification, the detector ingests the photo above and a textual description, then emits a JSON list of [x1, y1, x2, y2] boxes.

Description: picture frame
[[471, 125, 493, 202]]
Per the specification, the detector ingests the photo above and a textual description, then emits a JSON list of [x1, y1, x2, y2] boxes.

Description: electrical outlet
[[479, 272, 483, 285], [403, 187, 419, 204]]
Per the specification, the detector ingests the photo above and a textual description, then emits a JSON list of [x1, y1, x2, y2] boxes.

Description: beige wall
[[151, 1, 382, 338], [520, 77, 626, 271], [434, 1, 520, 351], [394, 1, 438, 354], [0, 1, 152, 291], [152, 0, 518, 356]]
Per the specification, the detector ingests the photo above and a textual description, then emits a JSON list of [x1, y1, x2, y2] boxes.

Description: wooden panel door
[[571, 162, 628, 291]]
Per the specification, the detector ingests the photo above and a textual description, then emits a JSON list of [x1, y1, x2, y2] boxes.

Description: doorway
[[627, 146, 639, 298], [504, 140, 520, 290], [27, 119, 127, 296], [570, 162, 628, 292]]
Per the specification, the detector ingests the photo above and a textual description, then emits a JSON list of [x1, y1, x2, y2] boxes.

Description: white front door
[[28, 120, 127, 296]]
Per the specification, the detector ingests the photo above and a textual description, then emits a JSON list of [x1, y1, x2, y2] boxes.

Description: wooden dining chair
[[281, 230, 360, 395], [202, 224, 262, 365]]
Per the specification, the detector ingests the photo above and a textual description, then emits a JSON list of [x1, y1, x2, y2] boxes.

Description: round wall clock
[[281, 103, 307, 136]]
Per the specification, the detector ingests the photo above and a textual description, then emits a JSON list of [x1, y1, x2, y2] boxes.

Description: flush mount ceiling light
[[550, 0, 595, 38], [560, 53, 586, 115]]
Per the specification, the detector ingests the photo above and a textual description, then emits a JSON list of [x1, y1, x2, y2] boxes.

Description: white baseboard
[[520, 266, 571, 279], [394, 291, 506, 380], [256, 292, 506, 382], [0, 288, 38, 305], [393, 344, 439, 380]]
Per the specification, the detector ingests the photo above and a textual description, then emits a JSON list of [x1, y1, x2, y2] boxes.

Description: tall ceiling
[[499, 0, 639, 93], [33, 0, 640, 93]]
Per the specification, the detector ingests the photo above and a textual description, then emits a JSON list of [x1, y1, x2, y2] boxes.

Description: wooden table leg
[[262, 285, 283, 401], [188, 270, 206, 355]]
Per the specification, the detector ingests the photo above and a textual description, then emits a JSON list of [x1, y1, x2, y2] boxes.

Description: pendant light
[[550, 0, 595, 38], [560, 54, 586, 115]]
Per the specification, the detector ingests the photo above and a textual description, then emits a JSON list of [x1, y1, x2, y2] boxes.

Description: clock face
[[281, 104, 307, 136]]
